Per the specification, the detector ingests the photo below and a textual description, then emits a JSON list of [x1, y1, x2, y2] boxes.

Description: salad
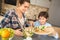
[[23, 27, 34, 38], [0, 28, 14, 40]]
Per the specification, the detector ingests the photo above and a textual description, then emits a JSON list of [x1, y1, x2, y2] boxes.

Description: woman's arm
[[1, 10, 11, 28]]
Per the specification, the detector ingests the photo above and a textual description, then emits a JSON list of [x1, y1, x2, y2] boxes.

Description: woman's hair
[[19, 0, 30, 5], [38, 11, 49, 19]]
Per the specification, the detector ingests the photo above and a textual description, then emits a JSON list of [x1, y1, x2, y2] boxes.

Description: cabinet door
[[0, 0, 2, 13], [5, 0, 17, 6]]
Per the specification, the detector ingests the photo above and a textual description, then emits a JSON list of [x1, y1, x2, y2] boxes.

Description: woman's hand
[[14, 29, 23, 36]]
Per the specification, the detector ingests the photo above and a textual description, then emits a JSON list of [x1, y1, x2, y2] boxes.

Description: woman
[[1, 0, 30, 36]]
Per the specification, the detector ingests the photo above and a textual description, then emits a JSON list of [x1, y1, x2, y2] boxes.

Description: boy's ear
[[47, 18, 49, 21], [46, 18, 49, 21]]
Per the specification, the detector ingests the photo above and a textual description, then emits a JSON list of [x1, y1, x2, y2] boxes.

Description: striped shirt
[[1, 9, 27, 30]]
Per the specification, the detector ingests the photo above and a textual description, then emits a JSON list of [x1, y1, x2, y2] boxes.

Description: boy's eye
[[42, 18, 44, 20]]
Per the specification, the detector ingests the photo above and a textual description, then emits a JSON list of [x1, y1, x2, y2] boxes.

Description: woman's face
[[18, 2, 30, 13], [39, 16, 47, 25]]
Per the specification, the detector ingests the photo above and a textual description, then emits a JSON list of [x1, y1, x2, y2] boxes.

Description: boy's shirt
[[34, 21, 52, 27]]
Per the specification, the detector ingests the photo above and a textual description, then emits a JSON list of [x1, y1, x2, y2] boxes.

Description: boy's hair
[[38, 11, 49, 19], [19, 0, 30, 5]]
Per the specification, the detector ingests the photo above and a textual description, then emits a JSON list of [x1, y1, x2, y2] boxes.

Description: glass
[[23, 37, 32, 40]]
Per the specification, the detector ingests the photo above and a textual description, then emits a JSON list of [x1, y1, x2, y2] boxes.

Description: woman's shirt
[[34, 21, 52, 27], [1, 9, 27, 30], [18, 17, 25, 26]]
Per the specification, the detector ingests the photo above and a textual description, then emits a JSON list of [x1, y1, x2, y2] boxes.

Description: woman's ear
[[18, 3, 20, 7], [17, 3, 21, 7]]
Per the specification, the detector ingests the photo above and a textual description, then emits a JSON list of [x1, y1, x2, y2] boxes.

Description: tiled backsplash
[[25, 4, 48, 20], [2, 4, 48, 20]]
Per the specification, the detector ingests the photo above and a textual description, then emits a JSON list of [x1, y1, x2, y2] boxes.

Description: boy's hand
[[47, 27, 58, 37]]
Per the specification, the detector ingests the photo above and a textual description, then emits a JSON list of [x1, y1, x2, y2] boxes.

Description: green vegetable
[[0, 28, 14, 40], [41, 26, 45, 30], [2, 38, 9, 40], [23, 28, 34, 38]]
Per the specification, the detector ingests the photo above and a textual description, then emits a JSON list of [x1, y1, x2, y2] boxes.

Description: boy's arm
[[48, 26, 59, 39]]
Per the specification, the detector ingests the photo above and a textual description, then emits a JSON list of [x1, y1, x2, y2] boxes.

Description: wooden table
[[12, 35, 60, 40]]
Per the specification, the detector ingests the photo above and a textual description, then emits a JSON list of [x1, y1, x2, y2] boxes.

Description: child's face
[[39, 16, 47, 25]]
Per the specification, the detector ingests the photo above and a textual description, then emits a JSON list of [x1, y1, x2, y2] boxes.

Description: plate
[[34, 27, 52, 35], [34, 31, 51, 35]]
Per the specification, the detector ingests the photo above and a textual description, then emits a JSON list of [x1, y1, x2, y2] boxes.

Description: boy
[[34, 11, 58, 39]]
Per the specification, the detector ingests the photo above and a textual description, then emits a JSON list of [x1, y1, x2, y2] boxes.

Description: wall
[[1, 0, 50, 19], [25, 5, 48, 20], [48, 0, 60, 26], [3, 4, 48, 20], [31, 0, 51, 8]]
